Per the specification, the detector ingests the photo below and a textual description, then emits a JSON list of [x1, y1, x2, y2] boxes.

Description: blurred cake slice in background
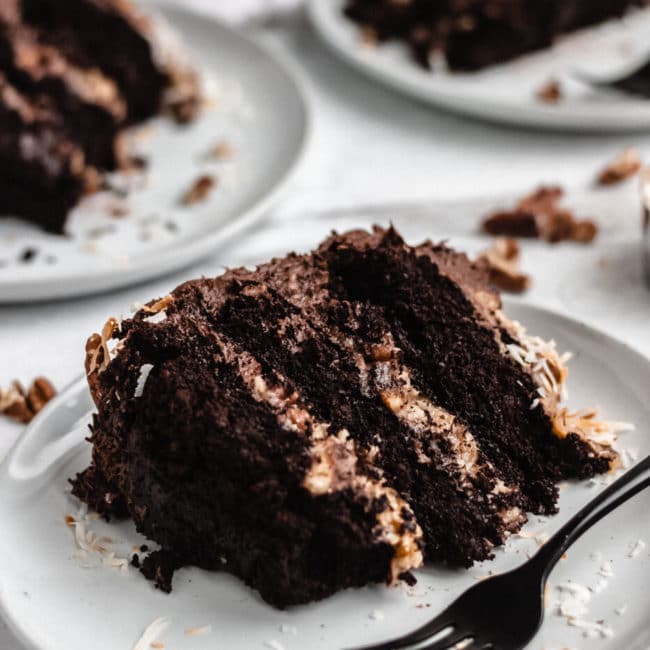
[[344, 0, 645, 71], [0, 0, 202, 232]]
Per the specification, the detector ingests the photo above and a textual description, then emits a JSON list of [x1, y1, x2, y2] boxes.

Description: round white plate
[[0, 3, 310, 303], [308, 0, 650, 132], [1, 303, 649, 650]]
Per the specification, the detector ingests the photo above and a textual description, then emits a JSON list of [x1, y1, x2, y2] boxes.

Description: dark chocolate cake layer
[[72, 227, 618, 607], [0, 72, 91, 233], [344, 0, 643, 71]]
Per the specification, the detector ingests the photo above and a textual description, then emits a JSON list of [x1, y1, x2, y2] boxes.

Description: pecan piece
[[477, 238, 531, 294], [181, 174, 217, 206], [597, 149, 642, 186]]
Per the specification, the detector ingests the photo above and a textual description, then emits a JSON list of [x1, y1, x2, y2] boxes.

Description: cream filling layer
[[219, 335, 424, 582]]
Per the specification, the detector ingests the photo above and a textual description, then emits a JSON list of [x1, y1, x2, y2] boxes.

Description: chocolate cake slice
[[344, 0, 643, 71], [0, 0, 201, 232], [72, 227, 621, 607], [0, 2, 126, 170], [0, 72, 95, 233], [21, 0, 201, 124]]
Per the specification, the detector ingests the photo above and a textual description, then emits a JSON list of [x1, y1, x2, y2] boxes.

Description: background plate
[[309, 0, 650, 132], [0, 3, 310, 303], [0, 303, 649, 650]]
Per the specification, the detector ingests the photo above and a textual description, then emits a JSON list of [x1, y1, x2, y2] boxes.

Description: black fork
[[348, 455, 650, 650]]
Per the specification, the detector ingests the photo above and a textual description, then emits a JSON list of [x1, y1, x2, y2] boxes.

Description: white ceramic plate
[[308, 0, 650, 132], [1, 302, 649, 650], [0, 3, 310, 303]]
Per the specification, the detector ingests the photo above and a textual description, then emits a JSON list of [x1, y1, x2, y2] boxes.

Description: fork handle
[[531, 455, 650, 578]]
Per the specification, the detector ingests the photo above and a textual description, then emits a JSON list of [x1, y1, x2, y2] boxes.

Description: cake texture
[[72, 226, 621, 608], [344, 0, 643, 71], [0, 0, 201, 232]]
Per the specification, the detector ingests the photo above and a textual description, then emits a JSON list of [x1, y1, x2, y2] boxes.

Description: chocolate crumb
[[19, 247, 38, 263], [482, 186, 598, 244], [399, 571, 417, 587], [140, 544, 149, 553], [597, 149, 642, 186], [477, 238, 531, 293], [131, 553, 140, 568], [181, 175, 217, 206], [537, 78, 562, 104], [140, 549, 179, 593]]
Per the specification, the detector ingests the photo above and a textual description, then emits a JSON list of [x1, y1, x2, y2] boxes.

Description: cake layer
[[344, 0, 642, 70], [72, 227, 618, 607], [0, 72, 92, 232]]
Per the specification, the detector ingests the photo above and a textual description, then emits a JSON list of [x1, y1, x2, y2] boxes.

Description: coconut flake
[[628, 539, 646, 559], [132, 617, 170, 650], [134, 363, 154, 398], [185, 624, 212, 637], [264, 641, 285, 650]]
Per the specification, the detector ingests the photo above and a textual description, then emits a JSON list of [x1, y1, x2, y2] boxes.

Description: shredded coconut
[[263, 641, 285, 650], [628, 539, 646, 559], [134, 364, 154, 398], [65, 506, 129, 574], [132, 617, 170, 650], [504, 318, 633, 456]]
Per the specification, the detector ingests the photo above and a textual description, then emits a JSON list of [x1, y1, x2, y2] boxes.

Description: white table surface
[[2, 3, 650, 647]]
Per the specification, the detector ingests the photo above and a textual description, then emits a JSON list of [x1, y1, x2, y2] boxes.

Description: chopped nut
[[0, 377, 57, 424], [209, 140, 234, 161], [181, 174, 217, 206], [597, 148, 642, 186], [26, 377, 56, 414], [477, 238, 531, 294], [537, 78, 562, 104], [482, 185, 598, 244]]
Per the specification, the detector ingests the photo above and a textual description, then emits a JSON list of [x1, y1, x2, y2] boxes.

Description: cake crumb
[[597, 149, 642, 186], [181, 174, 217, 205], [369, 609, 385, 621], [279, 624, 297, 635], [150, 643, 164, 649], [615, 604, 628, 616], [477, 238, 531, 293], [209, 140, 235, 160], [0, 377, 56, 424], [537, 78, 562, 104], [482, 186, 598, 244]]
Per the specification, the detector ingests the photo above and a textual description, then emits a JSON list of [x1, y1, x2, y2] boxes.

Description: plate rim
[[0, 2, 314, 304], [1, 300, 649, 650], [307, 0, 650, 133]]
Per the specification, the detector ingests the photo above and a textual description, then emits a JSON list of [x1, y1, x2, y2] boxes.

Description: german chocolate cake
[[344, 0, 644, 71], [0, 0, 201, 233], [72, 226, 620, 608]]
